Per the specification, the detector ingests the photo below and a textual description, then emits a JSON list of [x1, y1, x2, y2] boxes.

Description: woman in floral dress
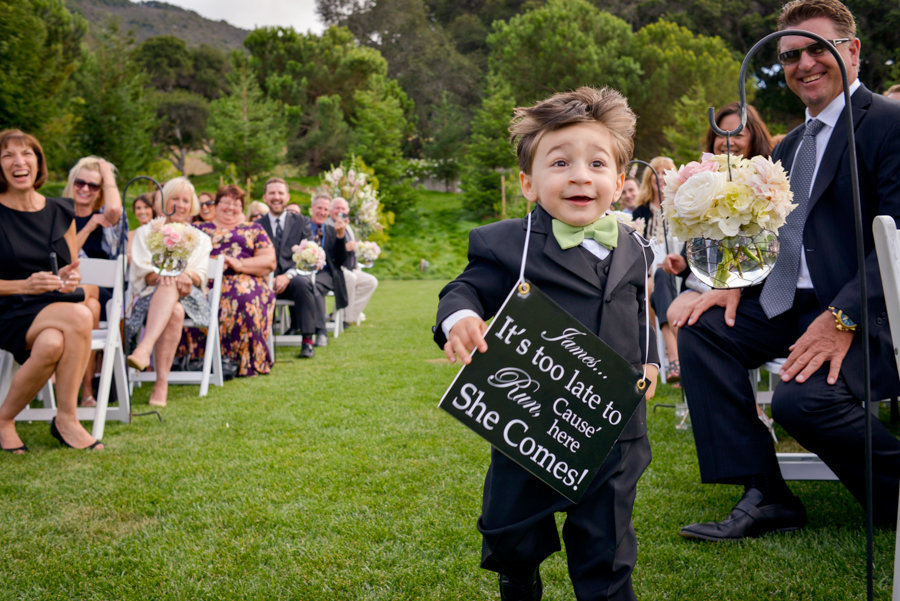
[[181, 185, 276, 376]]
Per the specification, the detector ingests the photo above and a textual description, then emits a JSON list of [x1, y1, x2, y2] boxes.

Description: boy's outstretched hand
[[445, 316, 488, 365]]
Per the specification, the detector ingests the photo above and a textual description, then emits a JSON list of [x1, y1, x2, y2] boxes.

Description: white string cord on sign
[[630, 229, 653, 384], [517, 211, 533, 287], [519, 210, 653, 387]]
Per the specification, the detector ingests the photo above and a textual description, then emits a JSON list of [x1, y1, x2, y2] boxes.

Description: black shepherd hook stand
[[710, 30, 873, 600], [120, 175, 166, 424]]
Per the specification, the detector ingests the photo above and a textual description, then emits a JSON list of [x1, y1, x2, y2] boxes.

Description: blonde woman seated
[[63, 155, 124, 408], [126, 177, 211, 407]]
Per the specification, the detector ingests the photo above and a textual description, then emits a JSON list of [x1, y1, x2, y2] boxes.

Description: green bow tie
[[552, 215, 619, 250]]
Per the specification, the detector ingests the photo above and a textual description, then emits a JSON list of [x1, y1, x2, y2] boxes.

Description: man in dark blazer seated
[[259, 177, 317, 359], [308, 192, 349, 347], [676, 0, 900, 541]]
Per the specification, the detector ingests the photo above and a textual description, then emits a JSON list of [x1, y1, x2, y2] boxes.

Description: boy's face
[[520, 122, 624, 227]]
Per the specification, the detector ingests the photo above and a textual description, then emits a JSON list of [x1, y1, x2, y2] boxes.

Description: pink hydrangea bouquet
[[356, 240, 381, 267], [292, 240, 326, 274], [661, 153, 796, 288], [146, 217, 203, 275]]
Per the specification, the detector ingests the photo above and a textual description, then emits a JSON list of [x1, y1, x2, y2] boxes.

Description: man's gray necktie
[[274, 217, 283, 251], [760, 118, 825, 318]]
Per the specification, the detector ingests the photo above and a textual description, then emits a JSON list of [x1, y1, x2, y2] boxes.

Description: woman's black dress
[[0, 197, 84, 363]]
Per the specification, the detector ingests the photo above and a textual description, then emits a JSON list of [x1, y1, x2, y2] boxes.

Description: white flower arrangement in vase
[[662, 153, 796, 288], [292, 240, 326, 275]]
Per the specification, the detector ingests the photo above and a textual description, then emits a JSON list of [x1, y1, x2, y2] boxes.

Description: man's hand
[[273, 274, 290, 294], [662, 253, 686, 276], [780, 311, 853, 385], [444, 316, 488, 365], [672, 289, 741, 328]]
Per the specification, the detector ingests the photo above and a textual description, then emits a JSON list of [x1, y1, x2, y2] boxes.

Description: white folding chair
[[273, 289, 343, 347], [129, 255, 225, 397], [872, 215, 900, 601], [13, 255, 130, 439]]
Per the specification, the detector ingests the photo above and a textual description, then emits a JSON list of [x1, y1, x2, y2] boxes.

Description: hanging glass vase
[[685, 230, 779, 289]]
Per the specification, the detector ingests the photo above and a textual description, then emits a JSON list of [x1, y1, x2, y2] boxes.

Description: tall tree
[[206, 53, 285, 183], [628, 20, 745, 159], [486, 0, 642, 106], [70, 22, 157, 179], [350, 75, 415, 215], [458, 77, 518, 218], [244, 25, 390, 173], [0, 0, 86, 168], [318, 0, 481, 144], [153, 90, 209, 175]]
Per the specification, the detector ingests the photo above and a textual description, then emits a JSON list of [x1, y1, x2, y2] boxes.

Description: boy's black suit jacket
[[435, 204, 658, 441]]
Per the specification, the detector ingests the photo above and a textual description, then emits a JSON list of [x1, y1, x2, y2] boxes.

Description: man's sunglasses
[[73, 179, 102, 192], [778, 38, 850, 65]]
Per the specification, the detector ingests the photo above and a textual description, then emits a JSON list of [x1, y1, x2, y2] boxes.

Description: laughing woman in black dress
[[0, 130, 102, 453]]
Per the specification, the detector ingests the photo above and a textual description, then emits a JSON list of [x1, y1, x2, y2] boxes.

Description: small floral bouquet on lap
[[146, 217, 203, 276], [292, 240, 326, 274], [662, 153, 796, 288], [356, 240, 381, 268]]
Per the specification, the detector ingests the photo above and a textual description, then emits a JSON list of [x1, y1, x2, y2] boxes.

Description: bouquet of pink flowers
[[146, 217, 203, 275], [356, 240, 381, 266], [661, 153, 796, 288], [292, 240, 326, 274], [662, 153, 795, 241]]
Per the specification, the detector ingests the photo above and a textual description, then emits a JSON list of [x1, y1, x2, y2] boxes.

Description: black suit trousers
[[477, 436, 650, 601], [279, 274, 318, 336], [679, 288, 900, 524]]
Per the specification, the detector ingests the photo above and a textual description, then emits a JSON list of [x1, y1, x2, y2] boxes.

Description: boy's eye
[[591, 160, 605, 168], [552, 159, 568, 167]]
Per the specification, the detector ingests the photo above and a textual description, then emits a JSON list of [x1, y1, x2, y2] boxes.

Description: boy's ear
[[519, 171, 538, 203], [614, 171, 625, 198]]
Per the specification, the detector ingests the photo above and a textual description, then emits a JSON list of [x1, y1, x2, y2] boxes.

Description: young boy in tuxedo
[[434, 87, 658, 601]]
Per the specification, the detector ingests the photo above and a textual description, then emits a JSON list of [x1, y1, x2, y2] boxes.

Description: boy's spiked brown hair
[[509, 86, 636, 175]]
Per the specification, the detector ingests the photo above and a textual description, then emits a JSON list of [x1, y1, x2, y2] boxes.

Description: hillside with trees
[[67, 0, 248, 49], [1, 0, 897, 222]]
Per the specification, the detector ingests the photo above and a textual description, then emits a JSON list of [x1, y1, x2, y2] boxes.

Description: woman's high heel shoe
[[1, 444, 27, 454], [50, 417, 102, 450]]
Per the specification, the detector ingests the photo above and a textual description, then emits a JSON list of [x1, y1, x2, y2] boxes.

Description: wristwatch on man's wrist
[[827, 306, 857, 332]]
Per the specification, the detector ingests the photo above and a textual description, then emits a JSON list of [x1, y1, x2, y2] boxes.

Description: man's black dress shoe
[[499, 568, 542, 601], [298, 343, 315, 359], [679, 488, 806, 541]]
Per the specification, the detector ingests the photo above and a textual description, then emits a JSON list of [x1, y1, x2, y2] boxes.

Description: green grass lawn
[[1, 279, 895, 600]]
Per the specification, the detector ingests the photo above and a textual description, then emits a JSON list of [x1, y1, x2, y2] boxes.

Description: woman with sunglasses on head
[[0, 130, 102, 452], [63, 156, 126, 408]]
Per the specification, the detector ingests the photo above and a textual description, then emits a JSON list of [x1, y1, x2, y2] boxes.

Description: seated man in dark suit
[[259, 177, 317, 359], [308, 192, 349, 347], [678, 0, 900, 541]]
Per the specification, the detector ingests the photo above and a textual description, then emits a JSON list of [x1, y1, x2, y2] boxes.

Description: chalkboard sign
[[439, 281, 647, 503]]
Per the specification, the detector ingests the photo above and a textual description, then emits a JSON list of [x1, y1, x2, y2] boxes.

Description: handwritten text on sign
[[439, 282, 645, 503]]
